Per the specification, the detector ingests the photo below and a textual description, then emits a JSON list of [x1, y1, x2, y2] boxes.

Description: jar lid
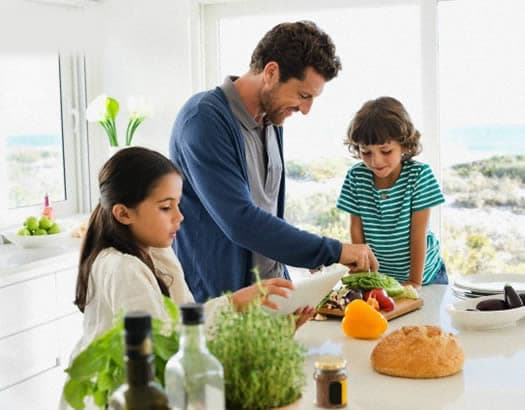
[[314, 355, 347, 370]]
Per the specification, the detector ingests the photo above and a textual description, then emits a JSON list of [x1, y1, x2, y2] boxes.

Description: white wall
[[87, 0, 198, 155], [0, 1, 92, 52], [0, 0, 197, 155], [81, 0, 200, 201]]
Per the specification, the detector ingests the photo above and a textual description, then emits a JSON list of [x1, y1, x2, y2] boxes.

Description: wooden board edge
[[383, 297, 424, 320], [316, 298, 424, 321]]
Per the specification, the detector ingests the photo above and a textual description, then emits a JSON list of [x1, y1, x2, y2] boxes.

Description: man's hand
[[339, 243, 379, 273]]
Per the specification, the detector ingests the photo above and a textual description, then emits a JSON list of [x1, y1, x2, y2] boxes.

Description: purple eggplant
[[343, 288, 363, 305]]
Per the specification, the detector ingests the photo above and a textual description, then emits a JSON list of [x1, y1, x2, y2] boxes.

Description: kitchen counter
[[295, 285, 525, 410], [0, 239, 80, 287]]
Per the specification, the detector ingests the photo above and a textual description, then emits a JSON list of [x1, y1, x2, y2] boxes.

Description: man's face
[[260, 66, 325, 125]]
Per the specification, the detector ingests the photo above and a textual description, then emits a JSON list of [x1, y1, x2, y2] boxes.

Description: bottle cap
[[124, 311, 151, 346], [314, 355, 347, 371], [180, 303, 205, 325]]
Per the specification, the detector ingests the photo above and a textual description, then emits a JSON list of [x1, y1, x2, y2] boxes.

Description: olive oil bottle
[[109, 311, 171, 410], [164, 303, 225, 410]]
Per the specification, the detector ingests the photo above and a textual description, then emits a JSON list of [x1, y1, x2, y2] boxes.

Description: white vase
[[107, 146, 123, 158]]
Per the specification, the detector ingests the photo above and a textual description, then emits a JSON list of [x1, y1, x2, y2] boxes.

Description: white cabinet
[[0, 275, 57, 338], [0, 322, 58, 390], [0, 255, 81, 393]]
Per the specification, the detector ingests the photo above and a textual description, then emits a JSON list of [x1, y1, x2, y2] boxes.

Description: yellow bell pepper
[[341, 299, 388, 339]]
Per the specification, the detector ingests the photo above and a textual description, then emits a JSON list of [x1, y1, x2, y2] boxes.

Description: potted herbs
[[208, 298, 306, 410], [63, 297, 179, 410]]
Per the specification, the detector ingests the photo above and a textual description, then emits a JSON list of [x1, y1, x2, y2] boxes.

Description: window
[[439, 0, 525, 275], [204, 0, 423, 240], [0, 53, 84, 225], [202, 0, 524, 277]]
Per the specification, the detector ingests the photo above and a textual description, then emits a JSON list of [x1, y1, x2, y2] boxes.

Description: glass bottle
[[42, 192, 53, 220], [109, 311, 171, 410], [165, 303, 225, 410]]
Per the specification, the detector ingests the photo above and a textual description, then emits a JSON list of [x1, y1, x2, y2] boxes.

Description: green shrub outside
[[285, 155, 525, 276]]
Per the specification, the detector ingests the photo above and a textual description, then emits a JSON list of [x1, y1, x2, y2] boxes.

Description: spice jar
[[313, 355, 347, 408]]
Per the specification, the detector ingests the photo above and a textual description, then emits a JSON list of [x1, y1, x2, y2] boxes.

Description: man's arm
[[173, 103, 341, 269]]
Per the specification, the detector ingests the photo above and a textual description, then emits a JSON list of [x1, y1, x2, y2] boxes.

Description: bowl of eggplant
[[447, 284, 525, 330]]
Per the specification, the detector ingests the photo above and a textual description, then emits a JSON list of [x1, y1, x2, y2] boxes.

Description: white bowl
[[3, 229, 70, 249], [447, 294, 525, 330]]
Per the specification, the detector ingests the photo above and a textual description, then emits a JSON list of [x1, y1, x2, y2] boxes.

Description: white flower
[[86, 94, 108, 122], [86, 94, 151, 147], [127, 96, 153, 120]]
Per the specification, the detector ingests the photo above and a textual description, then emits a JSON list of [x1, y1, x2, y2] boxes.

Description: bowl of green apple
[[3, 216, 69, 248]]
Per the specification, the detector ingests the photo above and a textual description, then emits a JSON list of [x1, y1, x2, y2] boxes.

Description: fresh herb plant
[[63, 297, 179, 410], [208, 296, 306, 410]]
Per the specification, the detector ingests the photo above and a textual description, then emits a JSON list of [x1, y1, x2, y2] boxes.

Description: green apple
[[34, 228, 48, 236], [24, 216, 39, 232], [17, 227, 31, 236], [47, 223, 61, 235], [39, 216, 53, 230]]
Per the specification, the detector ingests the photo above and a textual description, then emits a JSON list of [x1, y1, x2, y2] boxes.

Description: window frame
[[1, 53, 91, 228]]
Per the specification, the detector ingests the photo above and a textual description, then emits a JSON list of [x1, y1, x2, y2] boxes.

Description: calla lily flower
[[86, 94, 151, 147], [127, 96, 153, 119], [86, 94, 109, 122], [125, 96, 153, 145]]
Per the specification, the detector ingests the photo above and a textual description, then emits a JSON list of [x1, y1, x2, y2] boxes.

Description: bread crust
[[371, 325, 464, 378]]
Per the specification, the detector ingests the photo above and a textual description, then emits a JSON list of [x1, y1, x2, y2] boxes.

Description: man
[[170, 21, 378, 302]]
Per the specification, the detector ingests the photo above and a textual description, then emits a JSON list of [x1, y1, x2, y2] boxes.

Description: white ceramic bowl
[[3, 229, 70, 249], [447, 294, 525, 330]]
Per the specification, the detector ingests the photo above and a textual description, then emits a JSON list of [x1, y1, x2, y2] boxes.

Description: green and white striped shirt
[[336, 160, 445, 284]]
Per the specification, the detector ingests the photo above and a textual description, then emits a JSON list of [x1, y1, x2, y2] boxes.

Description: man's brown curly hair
[[249, 20, 342, 82], [345, 96, 422, 159]]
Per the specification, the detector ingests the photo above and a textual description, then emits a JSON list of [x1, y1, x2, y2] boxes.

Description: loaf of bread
[[371, 325, 464, 378]]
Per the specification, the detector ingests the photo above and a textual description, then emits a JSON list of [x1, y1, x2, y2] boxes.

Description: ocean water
[[6, 134, 62, 147], [442, 125, 525, 154], [440, 125, 525, 167]]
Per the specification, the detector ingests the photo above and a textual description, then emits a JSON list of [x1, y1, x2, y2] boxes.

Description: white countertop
[[0, 214, 86, 286], [295, 285, 525, 410], [0, 239, 80, 287]]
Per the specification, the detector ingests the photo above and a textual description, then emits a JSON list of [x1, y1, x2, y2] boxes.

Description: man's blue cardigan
[[169, 86, 342, 302]]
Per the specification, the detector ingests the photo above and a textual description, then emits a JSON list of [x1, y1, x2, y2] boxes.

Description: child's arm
[[407, 208, 431, 288], [350, 214, 365, 244]]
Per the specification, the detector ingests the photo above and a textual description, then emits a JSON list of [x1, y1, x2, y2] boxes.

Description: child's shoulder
[[404, 160, 433, 174], [93, 247, 144, 274], [348, 161, 370, 175]]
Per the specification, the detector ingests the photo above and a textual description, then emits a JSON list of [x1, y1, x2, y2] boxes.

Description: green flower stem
[[99, 120, 118, 146], [107, 119, 118, 146], [125, 117, 144, 145]]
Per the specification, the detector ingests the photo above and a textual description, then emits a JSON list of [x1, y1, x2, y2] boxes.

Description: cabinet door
[[0, 275, 56, 338], [57, 312, 83, 366], [55, 268, 78, 316], [0, 321, 58, 391]]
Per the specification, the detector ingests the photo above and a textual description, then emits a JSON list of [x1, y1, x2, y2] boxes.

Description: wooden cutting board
[[317, 297, 424, 321]]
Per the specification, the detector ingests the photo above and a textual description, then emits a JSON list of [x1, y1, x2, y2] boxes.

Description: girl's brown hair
[[74, 147, 181, 312], [345, 96, 422, 159]]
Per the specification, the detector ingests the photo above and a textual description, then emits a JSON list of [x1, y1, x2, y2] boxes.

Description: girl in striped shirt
[[337, 97, 447, 287]]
